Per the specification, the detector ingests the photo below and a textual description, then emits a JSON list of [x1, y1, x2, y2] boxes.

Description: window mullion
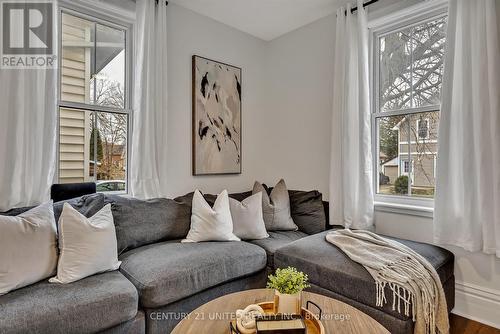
[[407, 115, 412, 196], [93, 21, 97, 106], [93, 111, 97, 182], [373, 105, 440, 118]]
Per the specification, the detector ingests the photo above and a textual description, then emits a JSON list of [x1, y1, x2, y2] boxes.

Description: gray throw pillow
[[289, 190, 326, 234], [253, 179, 298, 231], [229, 192, 269, 240]]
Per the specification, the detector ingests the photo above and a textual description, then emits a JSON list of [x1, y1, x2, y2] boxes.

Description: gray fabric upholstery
[[119, 240, 267, 308], [0, 271, 138, 334], [307, 276, 455, 334], [0, 206, 35, 216], [109, 195, 192, 254], [0, 193, 107, 223], [274, 230, 455, 320], [289, 190, 326, 235], [53, 193, 108, 222], [175, 191, 253, 207], [248, 231, 308, 267], [146, 270, 268, 334], [99, 311, 146, 334], [387, 235, 455, 283]]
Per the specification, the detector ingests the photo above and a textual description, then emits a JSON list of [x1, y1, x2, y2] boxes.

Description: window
[[373, 10, 447, 200], [403, 160, 411, 174], [58, 10, 129, 193], [417, 118, 429, 139]]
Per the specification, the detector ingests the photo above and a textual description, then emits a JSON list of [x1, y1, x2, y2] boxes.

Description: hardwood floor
[[450, 314, 500, 334]]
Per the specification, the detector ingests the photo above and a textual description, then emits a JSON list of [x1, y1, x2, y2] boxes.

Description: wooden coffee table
[[171, 289, 389, 334]]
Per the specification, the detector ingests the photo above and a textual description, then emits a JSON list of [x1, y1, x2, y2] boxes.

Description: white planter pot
[[275, 291, 301, 315]]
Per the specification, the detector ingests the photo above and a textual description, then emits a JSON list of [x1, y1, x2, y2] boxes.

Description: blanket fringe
[[326, 229, 449, 334]]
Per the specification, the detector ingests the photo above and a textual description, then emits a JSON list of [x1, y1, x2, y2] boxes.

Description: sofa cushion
[[109, 195, 192, 254], [119, 240, 267, 308], [0, 271, 138, 334], [248, 231, 308, 267], [274, 230, 454, 320], [289, 190, 326, 235]]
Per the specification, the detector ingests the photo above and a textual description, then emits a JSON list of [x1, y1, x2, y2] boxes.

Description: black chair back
[[51, 182, 96, 203]]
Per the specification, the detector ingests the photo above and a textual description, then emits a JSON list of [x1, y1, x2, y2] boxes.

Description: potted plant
[[267, 266, 310, 315]]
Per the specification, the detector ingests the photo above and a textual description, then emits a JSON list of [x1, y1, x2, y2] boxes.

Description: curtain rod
[[346, 0, 379, 15]]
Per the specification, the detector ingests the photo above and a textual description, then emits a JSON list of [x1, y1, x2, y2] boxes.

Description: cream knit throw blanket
[[326, 229, 449, 334]]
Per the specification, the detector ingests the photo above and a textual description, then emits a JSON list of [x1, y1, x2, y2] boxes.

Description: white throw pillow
[[182, 190, 240, 242], [0, 201, 58, 295], [229, 192, 269, 240], [50, 203, 121, 284]]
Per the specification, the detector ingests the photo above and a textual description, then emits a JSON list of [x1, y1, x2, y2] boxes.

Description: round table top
[[171, 289, 389, 334]]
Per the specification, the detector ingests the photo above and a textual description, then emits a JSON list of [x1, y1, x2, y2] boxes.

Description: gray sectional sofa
[[0, 189, 454, 334]]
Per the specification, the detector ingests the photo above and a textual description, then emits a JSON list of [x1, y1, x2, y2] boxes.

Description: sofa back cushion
[[259, 186, 327, 235], [289, 190, 326, 235], [53, 193, 107, 222], [110, 196, 191, 254], [0, 193, 107, 224]]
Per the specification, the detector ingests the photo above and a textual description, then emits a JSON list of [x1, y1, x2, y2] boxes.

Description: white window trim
[[400, 140, 437, 144], [399, 152, 437, 155], [369, 0, 448, 212], [56, 0, 134, 194]]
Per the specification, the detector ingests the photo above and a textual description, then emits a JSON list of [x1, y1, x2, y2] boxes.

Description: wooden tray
[[230, 301, 325, 334]]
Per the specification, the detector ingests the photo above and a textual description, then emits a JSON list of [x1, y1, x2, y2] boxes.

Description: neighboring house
[[102, 143, 126, 177], [389, 114, 438, 188], [105, 144, 126, 169], [381, 157, 399, 184]]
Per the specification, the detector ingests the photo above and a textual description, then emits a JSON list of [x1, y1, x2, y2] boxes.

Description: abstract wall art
[[192, 55, 242, 175]]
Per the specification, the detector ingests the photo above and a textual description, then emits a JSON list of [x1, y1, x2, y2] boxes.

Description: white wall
[[165, 4, 335, 197], [261, 15, 335, 196], [165, 4, 268, 197]]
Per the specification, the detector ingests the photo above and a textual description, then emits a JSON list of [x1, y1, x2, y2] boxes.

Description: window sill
[[374, 201, 434, 218]]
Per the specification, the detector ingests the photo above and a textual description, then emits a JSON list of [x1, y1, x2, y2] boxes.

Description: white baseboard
[[452, 281, 500, 329]]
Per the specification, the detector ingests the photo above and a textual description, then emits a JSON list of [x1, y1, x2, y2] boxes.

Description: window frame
[[369, 1, 448, 209], [56, 1, 133, 194]]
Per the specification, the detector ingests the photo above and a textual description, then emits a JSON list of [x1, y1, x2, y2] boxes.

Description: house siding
[[397, 114, 439, 188], [59, 15, 92, 184]]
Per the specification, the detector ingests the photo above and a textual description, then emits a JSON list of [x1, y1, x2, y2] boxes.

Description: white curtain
[[130, 0, 169, 199], [329, 0, 374, 229], [0, 62, 57, 210], [434, 0, 500, 256]]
